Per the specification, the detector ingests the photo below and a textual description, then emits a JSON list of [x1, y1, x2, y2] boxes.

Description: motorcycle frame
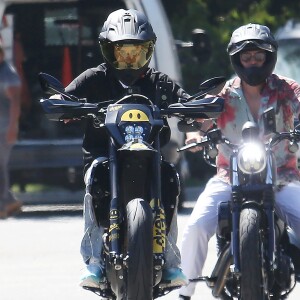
[[103, 103, 167, 296], [228, 145, 277, 289], [192, 120, 300, 298]]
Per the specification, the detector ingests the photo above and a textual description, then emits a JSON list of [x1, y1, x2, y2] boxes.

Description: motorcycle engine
[[274, 251, 294, 291]]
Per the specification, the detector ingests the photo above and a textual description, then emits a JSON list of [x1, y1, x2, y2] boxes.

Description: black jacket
[[65, 63, 189, 170]]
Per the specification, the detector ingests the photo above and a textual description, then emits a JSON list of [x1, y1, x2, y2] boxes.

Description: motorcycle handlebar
[[178, 129, 300, 153], [41, 95, 225, 123], [177, 137, 209, 152], [39, 98, 101, 121], [269, 131, 300, 147], [177, 129, 226, 152]]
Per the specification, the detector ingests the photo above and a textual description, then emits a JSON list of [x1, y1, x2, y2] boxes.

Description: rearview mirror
[[188, 76, 226, 101], [191, 28, 211, 63], [198, 76, 226, 93], [175, 28, 211, 63], [39, 72, 65, 94], [38, 72, 79, 102]]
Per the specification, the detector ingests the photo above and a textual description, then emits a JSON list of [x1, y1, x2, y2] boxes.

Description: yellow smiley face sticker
[[120, 109, 149, 122]]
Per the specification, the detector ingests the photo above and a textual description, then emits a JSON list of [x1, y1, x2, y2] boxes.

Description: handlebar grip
[[177, 135, 210, 152], [177, 142, 199, 152]]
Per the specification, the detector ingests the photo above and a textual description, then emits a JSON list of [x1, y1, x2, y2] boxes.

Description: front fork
[[230, 154, 241, 274], [230, 155, 276, 275], [151, 135, 166, 281], [107, 137, 167, 275], [108, 142, 123, 269]]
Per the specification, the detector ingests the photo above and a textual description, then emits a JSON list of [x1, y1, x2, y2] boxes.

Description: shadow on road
[[10, 186, 203, 220], [178, 206, 193, 215], [13, 204, 83, 219]]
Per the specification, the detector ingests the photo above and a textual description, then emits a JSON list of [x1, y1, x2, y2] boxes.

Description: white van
[[274, 20, 300, 166], [0, 0, 202, 194], [274, 20, 300, 86]]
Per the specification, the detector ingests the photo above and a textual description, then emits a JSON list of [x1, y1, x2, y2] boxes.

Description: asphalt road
[[0, 187, 299, 300]]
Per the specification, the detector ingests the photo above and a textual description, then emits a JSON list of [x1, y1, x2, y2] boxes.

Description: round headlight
[[134, 126, 144, 134], [237, 143, 266, 174], [125, 125, 134, 134], [125, 134, 134, 143]]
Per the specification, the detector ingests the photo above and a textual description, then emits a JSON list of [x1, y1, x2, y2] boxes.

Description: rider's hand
[[185, 119, 213, 152], [49, 94, 75, 123], [50, 94, 63, 100], [185, 131, 203, 152]]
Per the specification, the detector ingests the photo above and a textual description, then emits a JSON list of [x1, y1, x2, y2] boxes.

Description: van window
[[45, 8, 79, 46], [3, 1, 125, 139]]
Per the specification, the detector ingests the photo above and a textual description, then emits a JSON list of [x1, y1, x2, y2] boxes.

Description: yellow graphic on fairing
[[121, 109, 149, 121], [109, 209, 119, 220], [128, 143, 149, 150], [109, 223, 120, 232], [150, 199, 166, 253]]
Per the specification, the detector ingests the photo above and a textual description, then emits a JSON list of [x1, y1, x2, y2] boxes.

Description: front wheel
[[126, 198, 153, 300], [240, 208, 266, 300]]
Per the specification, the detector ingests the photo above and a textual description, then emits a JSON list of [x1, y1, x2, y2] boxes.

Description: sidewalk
[[15, 186, 203, 214], [15, 189, 84, 205]]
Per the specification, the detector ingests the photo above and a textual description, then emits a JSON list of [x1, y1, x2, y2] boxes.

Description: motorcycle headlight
[[125, 125, 134, 134], [125, 133, 134, 143], [237, 143, 266, 174], [122, 123, 149, 143]]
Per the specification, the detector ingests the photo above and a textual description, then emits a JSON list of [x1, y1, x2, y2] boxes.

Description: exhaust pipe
[[211, 244, 232, 297]]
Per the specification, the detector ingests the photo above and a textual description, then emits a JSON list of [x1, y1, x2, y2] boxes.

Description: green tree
[[162, 0, 300, 92]]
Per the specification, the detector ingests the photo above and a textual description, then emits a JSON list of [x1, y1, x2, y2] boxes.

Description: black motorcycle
[[178, 107, 300, 299], [38, 73, 225, 300]]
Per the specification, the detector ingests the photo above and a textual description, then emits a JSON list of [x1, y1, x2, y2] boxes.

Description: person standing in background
[[0, 41, 22, 219]]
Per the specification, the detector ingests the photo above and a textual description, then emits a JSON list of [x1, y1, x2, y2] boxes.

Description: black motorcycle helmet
[[227, 24, 278, 86], [99, 9, 157, 86]]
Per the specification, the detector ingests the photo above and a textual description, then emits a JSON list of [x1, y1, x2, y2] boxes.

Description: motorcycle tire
[[126, 198, 153, 300], [240, 208, 266, 300]]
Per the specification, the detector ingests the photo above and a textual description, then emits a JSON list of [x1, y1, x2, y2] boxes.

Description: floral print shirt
[[215, 74, 300, 185]]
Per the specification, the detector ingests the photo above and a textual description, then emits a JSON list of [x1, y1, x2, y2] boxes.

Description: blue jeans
[[80, 160, 181, 269], [0, 133, 15, 211]]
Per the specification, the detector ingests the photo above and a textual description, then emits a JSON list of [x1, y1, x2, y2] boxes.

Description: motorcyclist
[[178, 23, 300, 300], [53, 9, 188, 290]]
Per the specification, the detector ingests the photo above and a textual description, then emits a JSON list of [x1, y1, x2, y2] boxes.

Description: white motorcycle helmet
[[227, 23, 278, 86]]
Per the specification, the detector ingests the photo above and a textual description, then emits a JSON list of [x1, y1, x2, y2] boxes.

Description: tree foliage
[[162, 0, 300, 93]]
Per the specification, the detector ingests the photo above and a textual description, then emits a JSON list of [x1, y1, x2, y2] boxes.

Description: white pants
[[179, 177, 300, 297]]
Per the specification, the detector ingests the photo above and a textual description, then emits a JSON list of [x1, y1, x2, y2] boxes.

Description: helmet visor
[[101, 41, 155, 70], [228, 40, 276, 56]]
